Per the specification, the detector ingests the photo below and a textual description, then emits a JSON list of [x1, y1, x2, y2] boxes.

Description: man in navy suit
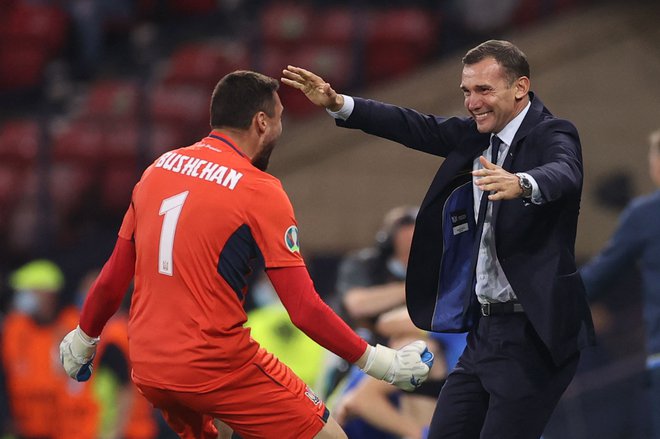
[[283, 39, 595, 438]]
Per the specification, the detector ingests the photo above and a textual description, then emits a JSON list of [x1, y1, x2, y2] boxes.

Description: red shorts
[[135, 347, 329, 439]]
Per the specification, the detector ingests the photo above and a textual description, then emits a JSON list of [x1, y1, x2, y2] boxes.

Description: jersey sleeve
[[267, 266, 367, 363], [79, 237, 136, 337], [247, 179, 305, 269], [118, 202, 136, 241]]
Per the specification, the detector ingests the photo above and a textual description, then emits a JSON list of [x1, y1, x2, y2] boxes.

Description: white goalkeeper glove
[[360, 340, 434, 392], [59, 325, 100, 382]]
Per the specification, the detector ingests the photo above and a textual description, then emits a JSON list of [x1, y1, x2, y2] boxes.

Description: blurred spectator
[[75, 269, 158, 439], [335, 205, 418, 340], [580, 128, 660, 439], [246, 274, 325, 388], [323, 206, 417, 397], [1, 259, 99, 439], [324, 206, 457, 438]]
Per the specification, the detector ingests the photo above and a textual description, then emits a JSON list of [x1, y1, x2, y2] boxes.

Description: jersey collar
[[204, 131, 248, 159]]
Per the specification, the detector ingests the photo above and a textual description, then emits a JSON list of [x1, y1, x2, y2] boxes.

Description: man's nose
[[465, 95, 481, 111]]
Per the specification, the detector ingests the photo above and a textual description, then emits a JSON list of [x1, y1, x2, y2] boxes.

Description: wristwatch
[[515, 173, 533, 199]]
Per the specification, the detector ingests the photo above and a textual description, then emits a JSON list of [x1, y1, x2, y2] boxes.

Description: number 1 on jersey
[[158, 191, 189, 276]]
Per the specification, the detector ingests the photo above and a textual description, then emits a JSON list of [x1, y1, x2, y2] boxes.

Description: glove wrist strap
[[361, 344, 395, 382]]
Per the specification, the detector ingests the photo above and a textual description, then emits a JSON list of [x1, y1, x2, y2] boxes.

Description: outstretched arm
[[60, 236, 136, 381], [267, 266, 433, 391]]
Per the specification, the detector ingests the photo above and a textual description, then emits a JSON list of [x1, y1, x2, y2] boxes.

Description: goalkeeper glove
[[360, 340, 433, 391], [59, 325, 99, 382]]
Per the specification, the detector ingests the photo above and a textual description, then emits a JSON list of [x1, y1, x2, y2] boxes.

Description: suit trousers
[[428, 313, 579, 439]]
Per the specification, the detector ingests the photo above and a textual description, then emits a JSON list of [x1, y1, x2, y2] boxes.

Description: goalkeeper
[[59, 70, 432, 439]]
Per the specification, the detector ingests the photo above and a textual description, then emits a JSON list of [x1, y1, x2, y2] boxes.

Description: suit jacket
[[337, 93, 595, 365]]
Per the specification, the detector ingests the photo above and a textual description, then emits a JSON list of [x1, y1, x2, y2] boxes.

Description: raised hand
[[281, 65, 344, 111], [472, 156, 524, 200]]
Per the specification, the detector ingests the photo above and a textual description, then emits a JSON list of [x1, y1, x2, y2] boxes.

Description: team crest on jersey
[[284, 225, 300, 253], [305, 386, 321, 405]]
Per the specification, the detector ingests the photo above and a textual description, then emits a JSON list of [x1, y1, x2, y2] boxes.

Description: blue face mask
[[13, 290, 39, 315], [387, 258, 407, 281]]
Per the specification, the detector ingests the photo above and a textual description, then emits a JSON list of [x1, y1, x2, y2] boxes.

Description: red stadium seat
[[150, 84, 209, 131], [148, 124, 190, 161], [0, 119, 40, 167], [0, 42, 49, 90], [311, 7, 356, 46], [0, 2, 69, 55], [48, 162, 95, 218], [162, 41, 251, 89], [167, 0, 217, 15], [100, 165, 139, 212], [364, 7, 439, 83], [102, 123, 140, 164], [261, 3, 314, 50], [51, 119, 104, 164], [512, 0, 542, 26], [83, 80, 141, 122]]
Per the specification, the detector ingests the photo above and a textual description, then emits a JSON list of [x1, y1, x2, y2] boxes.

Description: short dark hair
[[210, 71, 279, 129], [462, 40, 530, 85]]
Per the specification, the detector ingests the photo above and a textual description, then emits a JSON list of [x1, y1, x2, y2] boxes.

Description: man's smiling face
[[460, 57, 528, 134]]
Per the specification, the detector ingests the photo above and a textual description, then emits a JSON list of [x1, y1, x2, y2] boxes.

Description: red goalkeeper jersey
[[119, 132, 307, 391]]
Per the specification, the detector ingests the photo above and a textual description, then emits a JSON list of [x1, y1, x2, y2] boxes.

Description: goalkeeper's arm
[[60, 236, 136, 381], [267, 266, 432, 391]]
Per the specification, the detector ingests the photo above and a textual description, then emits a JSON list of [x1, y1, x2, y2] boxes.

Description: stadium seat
[[364, 7, 439, 83], [82, 79, 141, 122], [150, 84, 209, 132], [51, 119, 104, 164], [48, 162, 95, 219], [0, 119, 40, 168], [310, 6, 356, 46], [261, 2, 314, 50], [0, 42, 49, 90], [100, 165, 139, 212], [167, 0, 217, 15], [102, 123, 140, 165], [0, 2, 69, 56], [162, 41, 251, 89], [148, 124, 190, 162], [512, 0, 543, 26]]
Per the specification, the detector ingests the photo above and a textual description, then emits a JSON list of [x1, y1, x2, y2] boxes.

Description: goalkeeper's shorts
[[136, 347, 329, 439]]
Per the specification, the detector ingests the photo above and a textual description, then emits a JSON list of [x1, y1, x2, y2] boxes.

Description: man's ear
[[514, 76, 530, 100], [254, 111, 268, 134]]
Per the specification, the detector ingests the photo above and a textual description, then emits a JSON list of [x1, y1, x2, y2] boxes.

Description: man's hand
[[360, 340, 433, 392], [280, 65, 344, 111], [472, 156, 524, 200], [59, 326, 99, 382]]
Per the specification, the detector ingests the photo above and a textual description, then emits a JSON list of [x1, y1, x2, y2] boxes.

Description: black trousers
[[428, 313, 579, 439]]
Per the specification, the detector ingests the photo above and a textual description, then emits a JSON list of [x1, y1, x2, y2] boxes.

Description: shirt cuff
[[518, 172, 544, 204], [326, 95, 354, 120]]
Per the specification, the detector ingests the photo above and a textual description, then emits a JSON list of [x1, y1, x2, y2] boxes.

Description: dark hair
[[462, 40, 530, 85], [376, 206, 418, 256], [210, 70, 279, 129]]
